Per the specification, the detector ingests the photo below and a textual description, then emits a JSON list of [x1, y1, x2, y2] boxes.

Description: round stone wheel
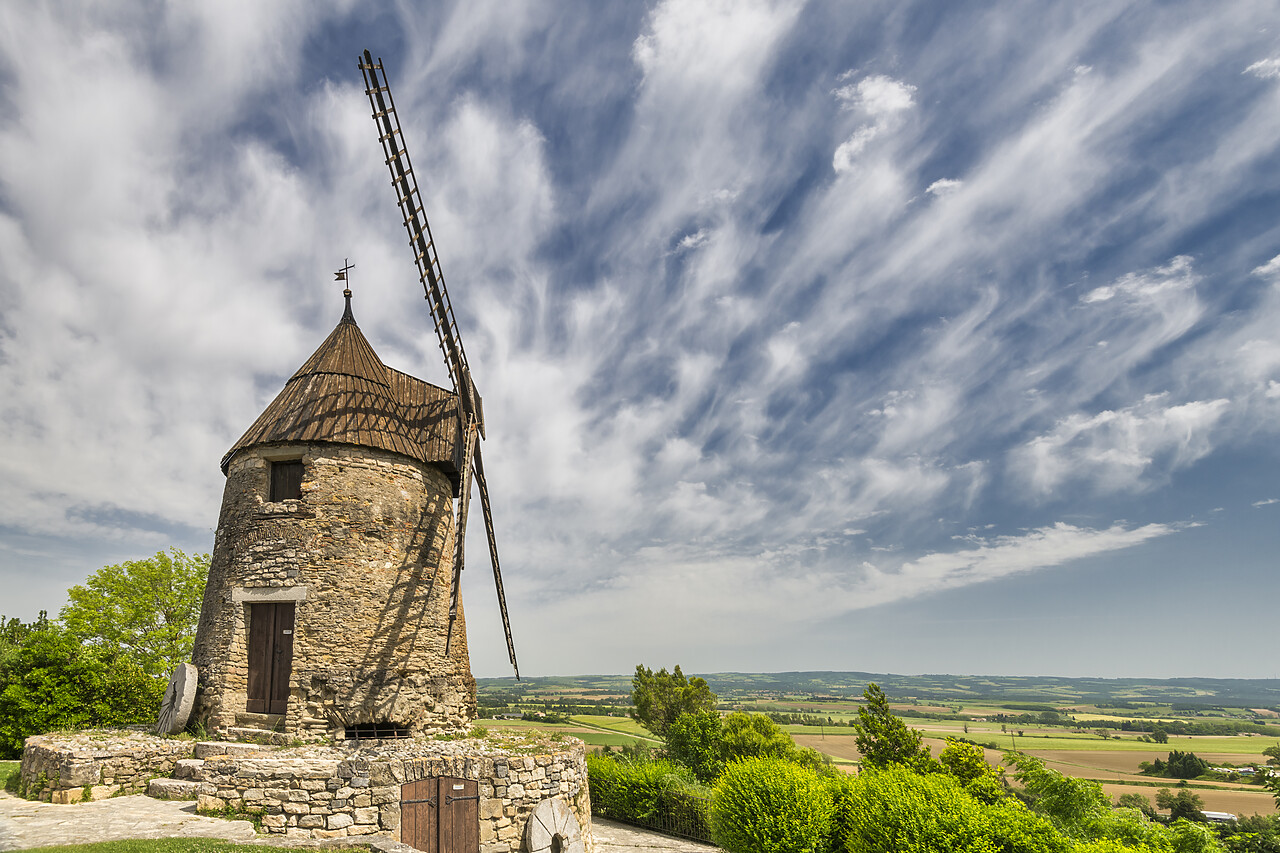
[[155, 663, 197, 735], [525, 796, 585, 853]]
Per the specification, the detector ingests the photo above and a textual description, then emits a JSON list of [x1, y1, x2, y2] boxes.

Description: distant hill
[[476, 671, 1280, 708]]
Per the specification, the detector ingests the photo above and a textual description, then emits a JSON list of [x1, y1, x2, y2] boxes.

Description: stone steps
[[146, 778, 200, 800], [194, 741, 271, 759], [234, 712, 284, 729], [173, 758, 205, 780], [225, 727, 291, 746]]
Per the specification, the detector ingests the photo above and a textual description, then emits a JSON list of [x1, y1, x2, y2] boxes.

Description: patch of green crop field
[[568, 715, 657, 737]]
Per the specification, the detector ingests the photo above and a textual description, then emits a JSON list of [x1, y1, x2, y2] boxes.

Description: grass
[[18, 842, 313, 853], [1, 759, 20, 793]]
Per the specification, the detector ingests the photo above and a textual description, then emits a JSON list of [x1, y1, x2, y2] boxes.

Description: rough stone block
[[355, 806, 378, 824], [328, 813, 354, 829]]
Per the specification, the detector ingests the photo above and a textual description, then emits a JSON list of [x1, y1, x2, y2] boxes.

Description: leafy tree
[[60, 549, 209, 678], [1156, 787, 1206, 822], [836, 764, 1070, 853], [665, 710, 723, 783], [1005, 752, 1110, 837], [854, 683, 939, 773], [1263, 745, 1280, 767], [939, 737, 1006, 803], [0, 625, 163, 758], [1152, 725, 1169, 744], [721, 711, 796, 763], [1165, 750, 1211, 780], [1266, 772, 1280, 810], [1116, 792, 1156, 820], [629, 664, 716, 737]]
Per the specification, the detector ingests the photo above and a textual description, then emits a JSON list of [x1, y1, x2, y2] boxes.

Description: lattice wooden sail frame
[[359, 50, 518, 679]]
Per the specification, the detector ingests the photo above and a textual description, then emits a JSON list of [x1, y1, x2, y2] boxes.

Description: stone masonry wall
[[191, 442, 475, 737], [194, 738, 592, 853], [19, 730, 195, 803]]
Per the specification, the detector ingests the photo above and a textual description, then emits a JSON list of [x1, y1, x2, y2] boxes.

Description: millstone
[[155, 662, 197, 735]]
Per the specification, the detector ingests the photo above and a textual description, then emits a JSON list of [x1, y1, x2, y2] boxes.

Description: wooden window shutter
[[270, 461, 304, 501]]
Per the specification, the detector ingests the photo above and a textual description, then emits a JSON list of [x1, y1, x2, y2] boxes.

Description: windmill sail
[[359, 50, 518, 679]]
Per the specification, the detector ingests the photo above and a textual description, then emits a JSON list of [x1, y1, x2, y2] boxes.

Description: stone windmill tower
[[191, 291, 474, 738], [190, 52, 519, 742]]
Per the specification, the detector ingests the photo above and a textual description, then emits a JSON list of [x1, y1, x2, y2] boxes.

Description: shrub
[[587, 752, 709, 838], [835, 764, 1070, 853], [710, 757, 834, 853], [0, 625, 163, 758]]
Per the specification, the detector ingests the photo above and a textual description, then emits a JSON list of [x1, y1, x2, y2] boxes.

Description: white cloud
[[1244, 58, 1280, 79], [1253, 498, 1279, 507], [853, 522, 1180, 610], [1016, 395, 1230, 494], [1253, 254, 1280, 278], [831, 74, 917, 172], [926, 178, 964, 196]]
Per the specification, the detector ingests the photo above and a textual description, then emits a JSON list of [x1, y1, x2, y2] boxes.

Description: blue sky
[[1, 0, 1278, 679]]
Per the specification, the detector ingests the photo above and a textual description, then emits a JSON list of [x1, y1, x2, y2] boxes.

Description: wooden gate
[[246, 602, 294, 715], [401, 777, 479, 853]]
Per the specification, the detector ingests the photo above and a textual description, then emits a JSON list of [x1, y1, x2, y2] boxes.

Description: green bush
[[0, 625, 163, 758], [835, 764, 1070, 853], [710, 757, 834, 853], [587, 753, 709, 837]]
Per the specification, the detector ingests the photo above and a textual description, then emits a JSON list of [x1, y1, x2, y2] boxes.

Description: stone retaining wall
[[19, 730, 593, 853], [197, 741, 592, 851], [19, 730, 195, 803]]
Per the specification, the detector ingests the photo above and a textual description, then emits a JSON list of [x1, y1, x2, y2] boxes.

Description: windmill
[[359, 50, 518, 679]]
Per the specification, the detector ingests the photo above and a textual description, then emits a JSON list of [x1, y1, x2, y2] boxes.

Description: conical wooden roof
[[221, 296, 463, 487]]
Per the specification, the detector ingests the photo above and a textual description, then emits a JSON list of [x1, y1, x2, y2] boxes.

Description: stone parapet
[[19, 730, 196, 803]]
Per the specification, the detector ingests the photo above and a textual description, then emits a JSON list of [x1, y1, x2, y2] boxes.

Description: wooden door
[[401, 778, 438, 853], [439, 777, 479, 853], [401, 777, 478, 853], [246, 603, 294, 715]]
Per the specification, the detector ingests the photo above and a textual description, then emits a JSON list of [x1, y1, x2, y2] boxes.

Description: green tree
[[1152, 725, 1169, 744], [665, 710, 723, 783], [1005, 752, 1110, 837], [60, 549, 209, 678], [1263, 745, 1280, 767], [1156, 787, 1206, 822], [0, 625, 163, 758], [939, 737, 1006, 803], [720, 711, 795, 763], [1265, 772, 1280, 810], [629, 664, 716, 737], [1165, 750, 1210, 780], [854, 683, 938, 773], [1115, 792, 1156, 820], [836, 764, 1070, 853]]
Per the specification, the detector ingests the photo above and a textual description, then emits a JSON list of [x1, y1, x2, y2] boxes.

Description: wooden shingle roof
[[221, 298, 463, 488]]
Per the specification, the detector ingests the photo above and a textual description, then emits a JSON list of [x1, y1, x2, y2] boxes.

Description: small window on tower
[[269, 461, 304, 502]]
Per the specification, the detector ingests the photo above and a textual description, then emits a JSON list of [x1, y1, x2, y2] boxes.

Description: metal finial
[[335, 259, 356, 323]]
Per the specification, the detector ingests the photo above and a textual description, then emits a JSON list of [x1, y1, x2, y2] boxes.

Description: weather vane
[[334, 258, 355, 297]]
